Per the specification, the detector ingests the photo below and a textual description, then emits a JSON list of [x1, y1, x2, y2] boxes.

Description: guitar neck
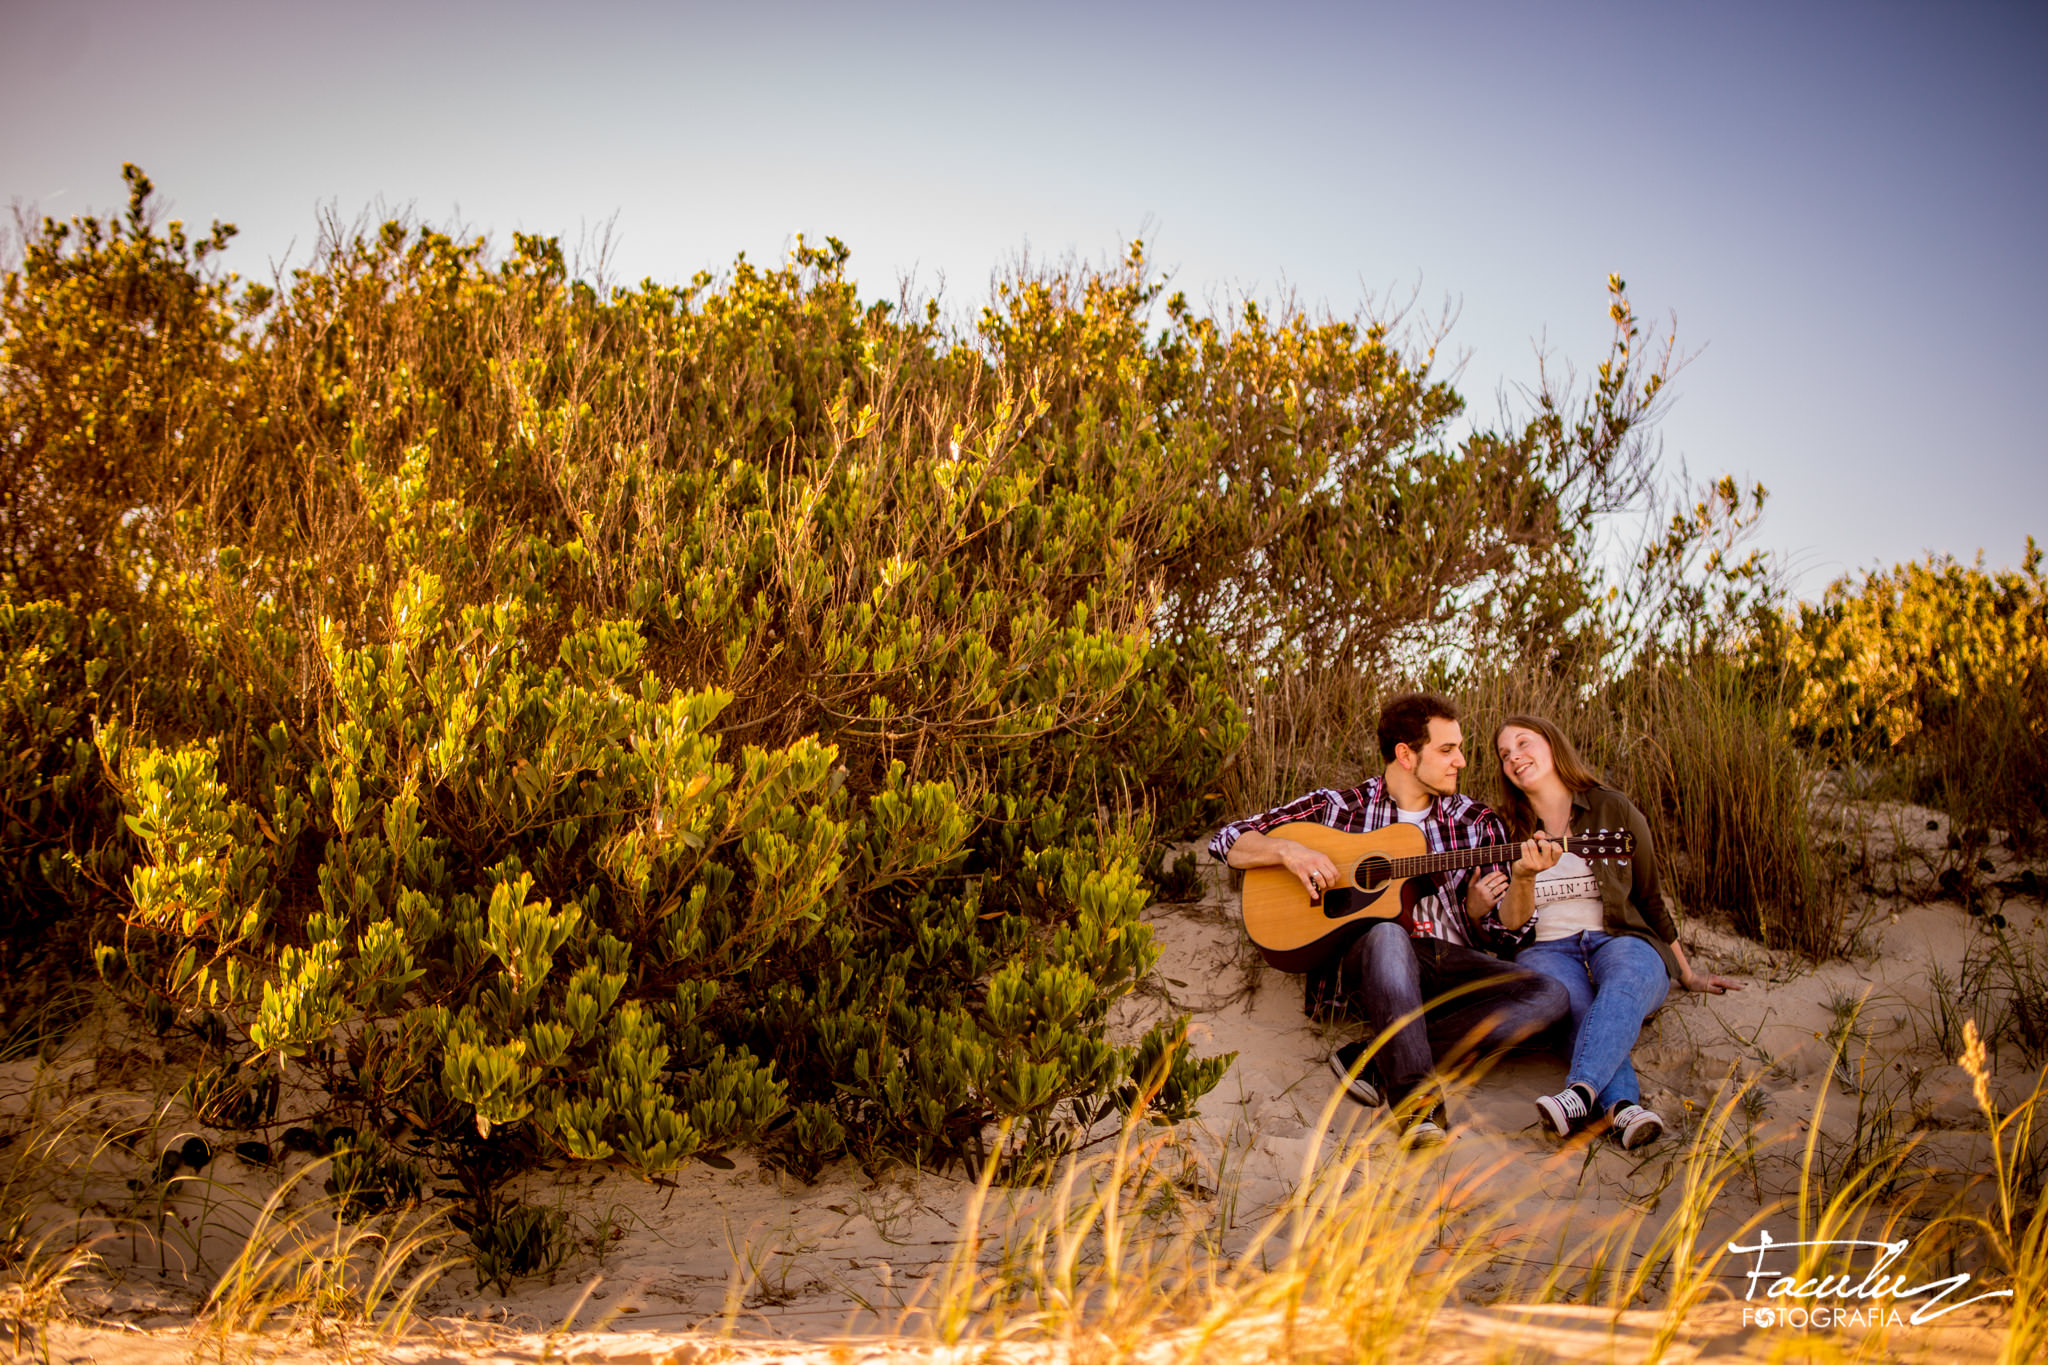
[[1375, 837, 1564, 880]]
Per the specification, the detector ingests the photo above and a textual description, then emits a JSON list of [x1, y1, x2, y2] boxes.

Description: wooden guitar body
[[1239, 822, 1435, 972]]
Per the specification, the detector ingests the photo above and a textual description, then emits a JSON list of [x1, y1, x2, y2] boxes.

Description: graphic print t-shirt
[[1530, 850, 1605, 942]]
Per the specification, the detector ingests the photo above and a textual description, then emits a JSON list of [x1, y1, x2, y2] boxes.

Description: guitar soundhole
[[1356, 855, 1393, 895]]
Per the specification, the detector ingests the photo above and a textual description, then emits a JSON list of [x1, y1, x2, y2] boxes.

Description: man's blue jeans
[[1516, 930, 1670, 1111], [1338, 922, 1572, 1119]]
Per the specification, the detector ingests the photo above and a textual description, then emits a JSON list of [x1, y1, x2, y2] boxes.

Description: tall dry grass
[[1219, 661, 1384, 816], [1950, 1024, 2048, 1365], [191, 1158, 455, 1351], [873, 1042, 2041, 1365], [0, 1042, 454, 1353], [889, 1067, 1528, 1363]]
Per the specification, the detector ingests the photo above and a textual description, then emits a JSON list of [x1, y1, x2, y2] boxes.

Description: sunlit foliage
[[2, 167, 1695, 1197]]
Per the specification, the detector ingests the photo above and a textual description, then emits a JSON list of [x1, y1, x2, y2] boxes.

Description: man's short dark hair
[[1378, 691, 1459, 763]]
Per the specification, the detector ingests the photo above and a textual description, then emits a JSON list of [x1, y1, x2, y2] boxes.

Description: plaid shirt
[[1209, 778, 1511, 948]]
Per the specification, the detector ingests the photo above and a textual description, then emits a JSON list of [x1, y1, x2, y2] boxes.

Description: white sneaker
[[1609, 1102, 1666, 1150], [1402, 1116, 1449, 1149], [1327, 1040, 1383, 1107], [1535, 1083, 1596, 1137]]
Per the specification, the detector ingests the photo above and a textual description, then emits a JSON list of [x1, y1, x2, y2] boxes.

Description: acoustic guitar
[[1238, 822, 1634, 971]]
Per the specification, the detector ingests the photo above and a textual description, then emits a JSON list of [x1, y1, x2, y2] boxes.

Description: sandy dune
[[4, 803, 2037, 1362]]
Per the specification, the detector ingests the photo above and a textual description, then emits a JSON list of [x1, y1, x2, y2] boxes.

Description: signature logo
[[1726, 1229, 2011, 1329]]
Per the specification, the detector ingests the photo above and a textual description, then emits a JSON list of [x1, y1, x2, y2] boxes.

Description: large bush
[[2, 167, 1689, 1194], [1770, 541, 2047, 849]]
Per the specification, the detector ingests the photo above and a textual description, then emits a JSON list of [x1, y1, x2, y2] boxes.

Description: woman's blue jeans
[[1516, 930, 1670, 1111]]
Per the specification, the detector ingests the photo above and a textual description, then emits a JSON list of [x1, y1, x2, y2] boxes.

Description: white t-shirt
[[1530, 850, 1605, 942], [1393, 806, 1429, 826]]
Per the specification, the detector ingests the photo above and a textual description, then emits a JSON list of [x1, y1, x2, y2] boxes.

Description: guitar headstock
[[1567, 828, 1635, 862]]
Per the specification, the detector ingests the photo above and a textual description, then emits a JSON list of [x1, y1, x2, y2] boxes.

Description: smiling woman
[[1489, 713, 1742, 1148]]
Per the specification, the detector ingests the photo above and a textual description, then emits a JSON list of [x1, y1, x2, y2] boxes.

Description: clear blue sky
[[4, 0, 2042, 599]]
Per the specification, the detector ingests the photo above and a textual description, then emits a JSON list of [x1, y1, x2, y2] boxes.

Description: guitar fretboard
[[1357, 833, 1605, 882]]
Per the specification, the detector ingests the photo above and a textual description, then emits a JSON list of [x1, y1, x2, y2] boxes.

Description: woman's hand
[[1679, 969, 1743, 995], [1511, 832, 1564, 881], [1481, 834, 1558, 931], [1669, 941, 1742, 994]]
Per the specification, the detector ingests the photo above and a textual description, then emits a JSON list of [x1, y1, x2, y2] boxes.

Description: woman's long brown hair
[[1491, 713, 1604, 838]]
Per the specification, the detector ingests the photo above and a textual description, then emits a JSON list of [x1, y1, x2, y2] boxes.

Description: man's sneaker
[[1535, 1082, 1598, 1137], [1402, 1114, 1450, 1149], [1609, 1102, 1666, 1151], [1327, 1040, 1383, 1107]]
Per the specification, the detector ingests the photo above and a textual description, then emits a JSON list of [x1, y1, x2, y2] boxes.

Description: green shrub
[[1770, 540, 2048, 850], [0, 598, 150, 1049], [0, 168, 1729, 1211], [6, 173, 1264, 1196], [465, 1201, 569, 1294], [0, 164, 244, 601]]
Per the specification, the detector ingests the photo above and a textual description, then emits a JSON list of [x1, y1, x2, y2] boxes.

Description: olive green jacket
[[1528, 784, 1682, 981]]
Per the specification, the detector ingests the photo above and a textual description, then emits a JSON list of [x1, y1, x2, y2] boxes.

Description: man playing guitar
[[1208, 692, 1569, 1145]]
